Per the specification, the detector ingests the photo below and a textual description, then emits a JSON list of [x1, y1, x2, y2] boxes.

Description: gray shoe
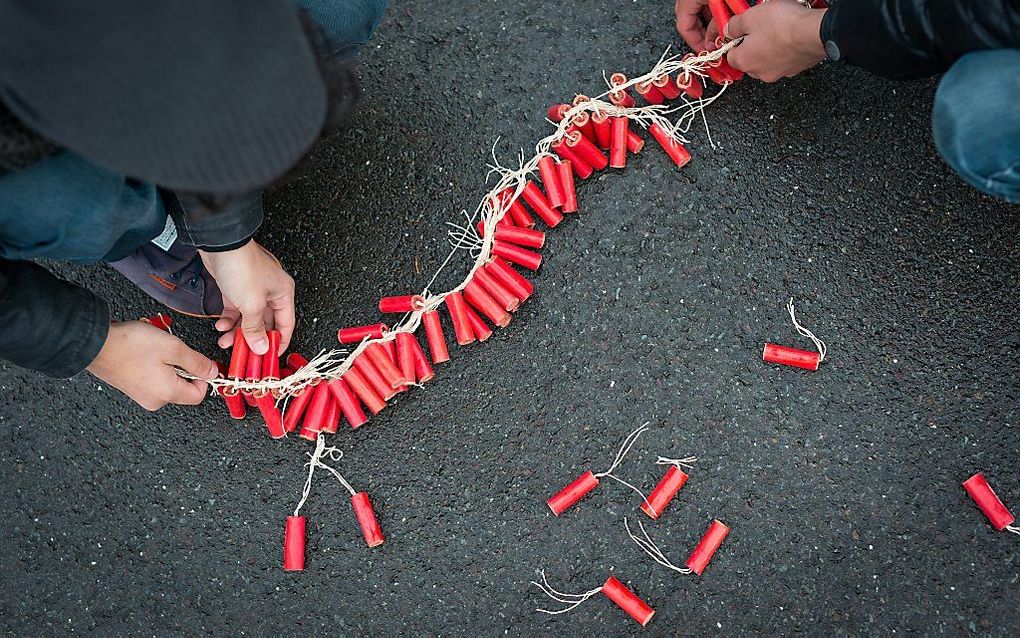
[[108, 239, 223, 317]]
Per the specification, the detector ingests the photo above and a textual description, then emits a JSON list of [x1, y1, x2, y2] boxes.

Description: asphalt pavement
[[1, 1, 1018, 635]]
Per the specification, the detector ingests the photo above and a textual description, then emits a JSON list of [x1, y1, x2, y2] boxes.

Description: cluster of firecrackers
[[535, 424, 729, 627]]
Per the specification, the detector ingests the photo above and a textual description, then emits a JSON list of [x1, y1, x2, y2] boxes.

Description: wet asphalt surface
[[2, 1, 1019, 635]]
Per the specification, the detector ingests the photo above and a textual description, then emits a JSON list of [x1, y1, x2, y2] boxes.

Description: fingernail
[[252, 338, 269, 355], [208, 364, 219, 379]]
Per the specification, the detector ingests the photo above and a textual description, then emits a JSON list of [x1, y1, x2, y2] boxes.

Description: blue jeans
[[933, 49, 1020, 204], [0, 0, 388, 264]]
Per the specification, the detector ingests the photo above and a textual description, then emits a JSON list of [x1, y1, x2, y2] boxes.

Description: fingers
[[168, 376, 208, 406], [676, 0, 709, 52], [240, 302, 270, 355], [215, 307, 240, 333], [705, 19, 721, 50], [268, 291, 296, 354], [170, 342, 219, 380], [724, 11, 747, 39]]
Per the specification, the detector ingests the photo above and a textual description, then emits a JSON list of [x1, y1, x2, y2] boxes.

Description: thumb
[[172, 343, 219, 381], [240, 305, 270, 355], [724, 12, 747, 39]]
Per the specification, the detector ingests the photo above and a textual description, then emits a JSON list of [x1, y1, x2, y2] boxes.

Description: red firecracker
[[552, 139, 595, 180], [686, 520, 729, 575], [141, 313, 173, 332], [572, 112, 597, 145], [708, 0, 732, 34], [762, 343, 819, 370], [220, 387, 247, 419], [326, 378, 368, 428], [635, 80, 665, 105], [365, 342, 405, 390], [626, 129, 645, 154], [320, 394, 340, 434], [445, 291, 475, 345], [521, 181, 563, 228], [567, 132, 610, 171], [547, 103, 571, 122], [610, 117, 629, 169], [491, 224, 545, 250], [963, 473, 1017, 532], [351, 492, 385, 547], [641, 464, 690, 519], [601, 576, 655, 626], [410, 338, 435, 382], [264, 330, 282, 379], [676, 70, 704, 99], [547, 470, 600, 516], [283, 515, 306, 571], [558, 160, 578, 213], [609, 72, 636, 108], [464, 305, 493, 342], [395, 332, 417, 386], [725, 0, 750, 13], [493, 240, 542, 271], [464, 279, 512, 328], [486, 257, 534, 301], [537, 156, 566, 209], [473, 268, 520, 312], [590, 111, 612, 149], [648, 123, 692, 168], [344, 367, 386, 415], [227, 327, 250, 379], [493, 188, 535, 229], [354, 354, 397, 401], [254, 390, 285, 439], [337, 323, 387, 345], [379, 295, 425, 314], [422, 310, 451, 363], [299, 382, 333, 439], [653, 74, 682, 100]]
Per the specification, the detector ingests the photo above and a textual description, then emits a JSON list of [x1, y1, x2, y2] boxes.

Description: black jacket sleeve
[[821, 0, 1020, 79], [166, 190, 263, 252], [0, 259, 109, 378]]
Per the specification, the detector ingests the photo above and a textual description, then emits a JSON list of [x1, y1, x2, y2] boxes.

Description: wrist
[[798, 9, 827, 61]]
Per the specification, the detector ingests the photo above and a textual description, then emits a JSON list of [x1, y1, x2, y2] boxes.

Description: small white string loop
[[1006, 525, 1020, 536], [594, 422, 654, 511], [656, 455, 697, 469], [291, 437, 357, 517], [624, 517, 691, 574], [787, 297, 827, 362], [531, 570, 603, 615]]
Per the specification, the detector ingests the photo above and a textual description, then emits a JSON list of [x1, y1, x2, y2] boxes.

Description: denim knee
[[932, 49, 1020, 204], [298, 0, 388, 59]]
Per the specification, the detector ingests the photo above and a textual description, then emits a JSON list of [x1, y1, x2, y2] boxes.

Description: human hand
[[725, 1, 827, 82], [675, 0, 719, 53], [87, 321, 218, 411], [200, 242, 295, 355]]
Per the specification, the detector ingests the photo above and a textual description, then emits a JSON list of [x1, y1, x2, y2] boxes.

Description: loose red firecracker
[[521, 181, 563, 228], [353, 355, 397, 401], [422, 310, 451, 363], [653, 74, 682, 100], [227, 327, 250, 379], [379, 295, 425, 314], [283, 515, 306, 571], [602, 576, 655, 626], [609, 72, 636, 108], [493, 240, 542, 272], [444, 291, 475, 346], [537, 156, 566, 209], [635, 80, 665, 105], [648, 123, 692, 168], [963, 473, 1017, 532], [351, 492, 385, 547], [762, 343, 819, 371], [338, 323, 387, 344], [486, 257, 534, 301], [641, 464, 689, 519], [326, 378, 368, 428], [464, 305, 493, 342], [464, 279, 512, 328], [141, 313, 173, 332], [590, 111, 612, 150], [473, 267, 520, 312], [567, 131, 610, 171], [686, 519, 730, 575], [547, 470, 600, 516], [344, 367, 386, 415], [552, 139, 595, 180], [558, 160, 578, 213], [676, 70, 704, 99], [609, 117, 629, 169], [395, 332, 417, 385]]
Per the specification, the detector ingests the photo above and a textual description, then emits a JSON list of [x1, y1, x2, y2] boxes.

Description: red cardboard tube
[[486, 257, 534, 301], [326, 378, 368, 428], [717, 56, 744, 82], [298, 423, 319, 442], [537, 156, 566, 209], [422, 310, 451, 363], [572, 112, 597, 145], [395, 332, 417, 385], [495, 225, 545, 249], [227, 327, 250, 379], [725, 0, 750, 13], [493, 241, 542, 271], [300, 383, 333, 437], [473, 267, 521, 312], [141, 313, 173, 332], [547, 470, 599, 515], [521, 181, 563, 229], [601, 576, 655, 627], [706, 64, 732, 86], [708, 0, 732, 35], [264, 330, 282, 379], [552, 140, 595, 180], [283, 515, 306, 571], [343, 367, 386, 415], [464, 305, 493, 341], [686, 520, 730, 575], [220, 387, 247, 419], [641, 466, 689, 519], [379, 294, 425, 314], [320, 393, 340, 434], [558, 160, 577, 213], [351, 492, 384, 548], [590, 111, 612, 149], [353, 355, 397, 401], [609, 72, 636, 108], [245, 349, 264, 382], [254, 391, 285, 438], [365, 343, 404, 389], [626, 130, 645, 154], [648, 123, 692, 168], [676, 70, 704, 99], [762, 343, 820, 371], [567, 131, 610, 171], [445, 291, 476, 345], [338, 323, 387, 344], [547, 103, 571, 122], [963, 473, 1015, 531], [410, 339, 435, 382], [635, 80, 665, 105], [464, 279, 512, 328], [610, 117, 629, 169], [653, 74, 682, 99], [286, 352, 309, 370], [283, 382, 316, 432], [492, 188, 535, 229]]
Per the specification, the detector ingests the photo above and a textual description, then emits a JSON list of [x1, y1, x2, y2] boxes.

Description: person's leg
[[932, 49, 1020, 204], [0, 151, 167, 263], [297, 0, 388, 60]]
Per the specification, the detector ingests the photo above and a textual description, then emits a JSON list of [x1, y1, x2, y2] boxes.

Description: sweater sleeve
[[821, 0, 1020, 79], [0, 259, 109, 378]]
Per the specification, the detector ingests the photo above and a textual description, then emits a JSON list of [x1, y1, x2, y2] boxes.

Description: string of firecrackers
[[535, 423, 729, 626]]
